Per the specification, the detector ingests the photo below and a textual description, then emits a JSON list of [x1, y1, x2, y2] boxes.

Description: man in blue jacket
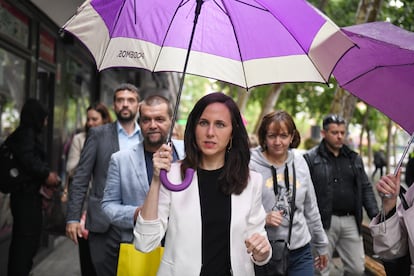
[[304, 114, 379, 276], [102, 95, 184, 244]]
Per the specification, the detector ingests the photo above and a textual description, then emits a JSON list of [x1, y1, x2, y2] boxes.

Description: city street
[[31, 237, 80, 276], [27, 163, 390, 276], [30, 237, 360, 276]]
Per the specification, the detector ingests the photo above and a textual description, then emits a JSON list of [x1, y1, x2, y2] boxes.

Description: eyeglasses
[[323, 114, 346, 129]]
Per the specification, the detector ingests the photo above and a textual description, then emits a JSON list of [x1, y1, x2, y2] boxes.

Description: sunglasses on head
[[323, 115, 346, 129]]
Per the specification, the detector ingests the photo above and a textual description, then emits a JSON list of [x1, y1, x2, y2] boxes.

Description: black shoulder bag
[[381, 186, 411, 276], [255, 162, 296, 276]]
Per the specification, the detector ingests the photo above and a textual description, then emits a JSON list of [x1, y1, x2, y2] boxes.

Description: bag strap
[[399, 186, 409, 210], [270, 162, 296, 245], [287, 162, 296, 246]]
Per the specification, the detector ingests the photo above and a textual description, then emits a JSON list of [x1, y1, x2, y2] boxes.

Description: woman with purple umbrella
[[134, 92, 271, 275], [370, 170, 413, 275]]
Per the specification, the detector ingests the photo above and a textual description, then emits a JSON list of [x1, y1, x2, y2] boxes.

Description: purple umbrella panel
[[63, 0, 355, 89], [334, 21, 414, 134]]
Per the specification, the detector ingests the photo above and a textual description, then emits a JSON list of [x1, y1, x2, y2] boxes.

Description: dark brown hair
[[113, 83, 140, 102], [85, 102, 113, 132], [322, 114, 346, 131], [257, 110, 301, 150], [181, 92, 250, 195], [139, 95, 173, 119]]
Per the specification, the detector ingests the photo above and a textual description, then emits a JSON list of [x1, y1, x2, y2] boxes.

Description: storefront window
[[52, 56, 93, 181], [0, 47, 27, 142], [99, 68, 141, 109], [61, 57, 93, 132], [0, 48, 26, 243]]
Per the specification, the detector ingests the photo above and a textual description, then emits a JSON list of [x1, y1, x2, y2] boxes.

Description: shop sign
[[0, 0, 29, 47], [40, 30, 55, 64]]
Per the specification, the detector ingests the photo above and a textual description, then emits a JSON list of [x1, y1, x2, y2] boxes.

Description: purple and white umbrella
[[334, 22, 414, 193], [63, 0, 353, 88], [63, 0, 354, 190]]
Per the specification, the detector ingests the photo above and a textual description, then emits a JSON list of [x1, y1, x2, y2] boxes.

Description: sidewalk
[[31, 236, 80, 276], [30, 236, 375, 276]]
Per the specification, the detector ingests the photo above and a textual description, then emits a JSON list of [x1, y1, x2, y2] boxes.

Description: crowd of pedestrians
[[4, 86, 413, 276]]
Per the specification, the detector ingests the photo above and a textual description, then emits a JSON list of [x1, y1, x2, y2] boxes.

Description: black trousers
[[88, 226, 121, 276], [78, 237, 97, 276], [8, 190, 43, 276], [372, 165, 384, 179]]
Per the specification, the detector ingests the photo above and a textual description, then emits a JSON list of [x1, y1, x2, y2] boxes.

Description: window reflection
[[0, 47, 26, 141], [0, 47, 26, 238]]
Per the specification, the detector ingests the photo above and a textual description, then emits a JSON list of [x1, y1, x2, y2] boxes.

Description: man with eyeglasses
[[304, 114, 379, 276]]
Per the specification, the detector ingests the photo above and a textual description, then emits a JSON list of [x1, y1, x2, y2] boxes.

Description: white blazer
[[134, 163, 270, 276]]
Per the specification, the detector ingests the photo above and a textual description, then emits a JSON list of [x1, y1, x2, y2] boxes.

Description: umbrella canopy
[[63, 0, 353, 88], [63, 0, 354, 191], [333, 21, 414, 134]]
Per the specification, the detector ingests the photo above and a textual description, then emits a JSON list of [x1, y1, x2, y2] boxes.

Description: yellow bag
[[117, 243, 164, 276]]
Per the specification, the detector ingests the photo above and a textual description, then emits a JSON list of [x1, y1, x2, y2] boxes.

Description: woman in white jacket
[[134, 92, 271, 276], [370, 170, 414, 275]]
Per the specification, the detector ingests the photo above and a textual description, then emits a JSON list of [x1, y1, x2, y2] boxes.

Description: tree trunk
[[236, 87, 249, 113], [253, 84, 283, 134], [385, 119, 392, 174], [360, 107, 371, 163], [317, 0, 328, 12], [356, 0, 384, 24], [367, 129, 372, 175], [329, 86, 358, 124]]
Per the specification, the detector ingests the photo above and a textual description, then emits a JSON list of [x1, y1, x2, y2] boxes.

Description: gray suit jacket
[[66, 122, 140, 233], [102, 139, 184, 242]]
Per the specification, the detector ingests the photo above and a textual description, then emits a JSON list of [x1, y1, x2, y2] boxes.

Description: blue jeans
[[288, 243, 314, 276]]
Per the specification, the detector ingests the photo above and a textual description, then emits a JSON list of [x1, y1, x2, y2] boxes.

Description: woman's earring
[[227, 138, 233, 152]]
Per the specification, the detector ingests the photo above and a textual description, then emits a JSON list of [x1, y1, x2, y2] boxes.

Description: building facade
[[0, 1, 178, 274]]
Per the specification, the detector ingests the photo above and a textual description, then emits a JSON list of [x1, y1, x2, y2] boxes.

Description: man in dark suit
[[66, 83, 141, 276]]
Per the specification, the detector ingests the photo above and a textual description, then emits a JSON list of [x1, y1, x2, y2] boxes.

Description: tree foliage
[[381, 0, 414, 30]]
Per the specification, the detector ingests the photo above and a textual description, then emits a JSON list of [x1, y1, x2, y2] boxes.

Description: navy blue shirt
[[144, 146, 180, 184]]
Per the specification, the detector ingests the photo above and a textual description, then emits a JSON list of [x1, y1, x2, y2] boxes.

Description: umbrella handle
[[160, 168, 195, 191]]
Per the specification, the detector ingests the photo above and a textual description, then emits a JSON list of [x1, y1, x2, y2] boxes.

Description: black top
[[327, 148, 355, 213], [198, 167, 232, 276]]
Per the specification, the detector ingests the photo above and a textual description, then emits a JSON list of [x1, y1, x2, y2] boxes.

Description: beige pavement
[[31, 237, 80, 276]]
